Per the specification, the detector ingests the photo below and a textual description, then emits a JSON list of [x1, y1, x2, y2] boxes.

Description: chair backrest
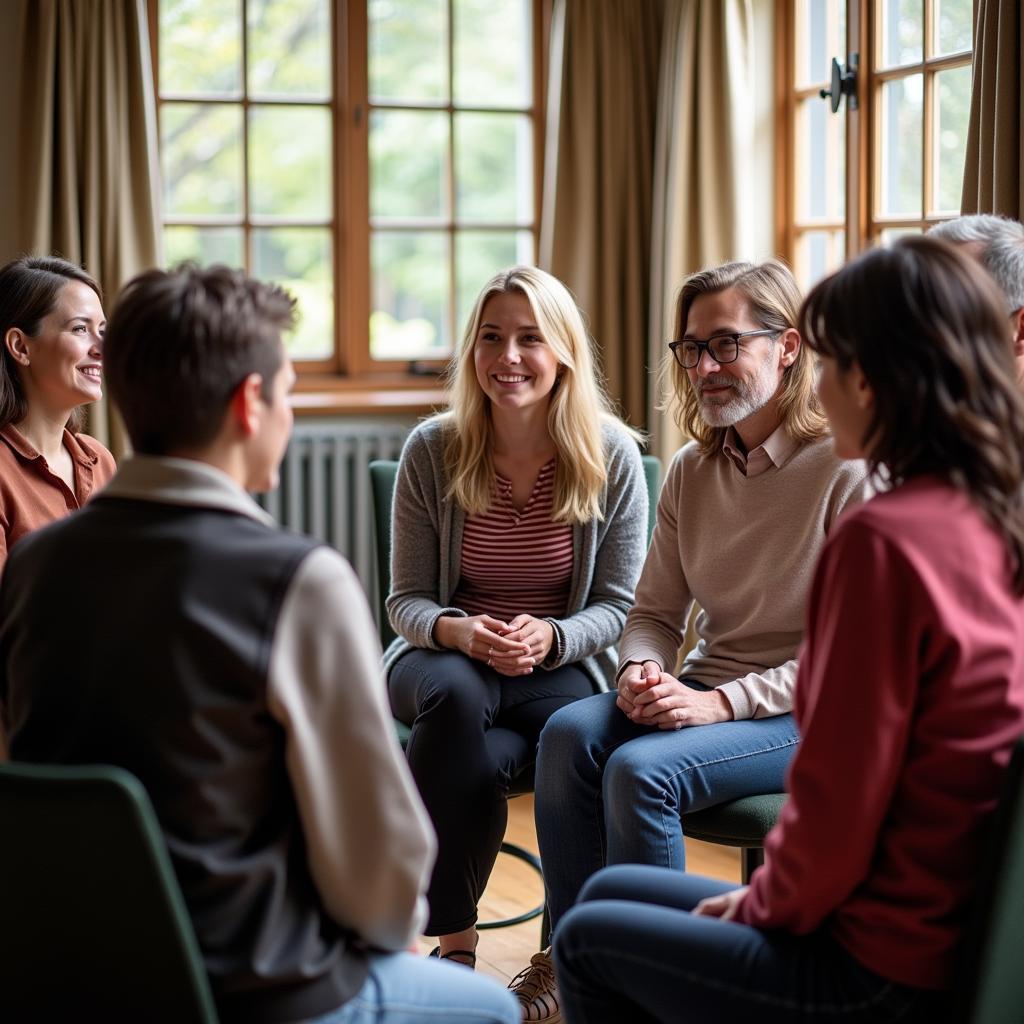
[[955, 736, 1024, 1022], [369, 458, 400, 648], [0, 761, 219, 1023], [641, 454, 661, 546]]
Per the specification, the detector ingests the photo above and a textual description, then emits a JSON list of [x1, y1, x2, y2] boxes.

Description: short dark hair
[[0, 255, 103, 432], [104, 264, 296, 455], [800, 235, 1024, 592]]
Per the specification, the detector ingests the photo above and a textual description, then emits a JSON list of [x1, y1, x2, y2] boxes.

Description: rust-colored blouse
[[0, 423, 116, 571]]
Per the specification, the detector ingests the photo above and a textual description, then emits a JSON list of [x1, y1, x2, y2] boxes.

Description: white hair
[[929, 215, 1024, 312]]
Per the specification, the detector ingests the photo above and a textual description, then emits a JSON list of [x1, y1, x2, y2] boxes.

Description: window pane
[[252, 228, 333, 359], [932, 64, 971, 215], [879, 0, 923, 68], [797, 0, 845, 87], [165, 226, 245, 267], [454, 0, 531, 107], [247, 0, 330, 98], [879, 75, 923, 217], [369, 0, 447, 103], [249, 106, 332, 218], [795, 230, 844, 289], [880, 227, 923, 246], [370, 111, 448, 220], [934, 0, 973, 56], [371, 232, 449, 360], [797, 97, 845, 220], [455, 113, 533, 223], [161, 103, 244, 216], [456, 230, 533, 329], [160, 0, 241, 96]]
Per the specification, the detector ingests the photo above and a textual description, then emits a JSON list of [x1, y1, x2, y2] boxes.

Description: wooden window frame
[[148, 0, 550, 411], [777, 0, 973, 274]]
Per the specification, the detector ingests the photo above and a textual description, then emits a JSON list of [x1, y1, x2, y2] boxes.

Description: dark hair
[[0, 255, 103, 433], [104, 264, 296, 455], [800, 235, 1024, 592]]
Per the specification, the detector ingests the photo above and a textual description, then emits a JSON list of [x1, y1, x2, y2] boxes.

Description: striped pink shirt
[[452, 459, 574, 623]]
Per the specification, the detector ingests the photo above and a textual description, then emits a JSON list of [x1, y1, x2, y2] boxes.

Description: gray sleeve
[[385, 425, 465, 649], [544, 429, 648, 667], [267, 547, 436, 951]]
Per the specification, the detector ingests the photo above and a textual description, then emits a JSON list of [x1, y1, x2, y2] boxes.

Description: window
[[152, 0, 544, 383], [778, 0, 974, 288]]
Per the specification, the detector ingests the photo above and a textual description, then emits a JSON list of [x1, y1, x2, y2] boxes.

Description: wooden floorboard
[[417, 794, 742, 984]]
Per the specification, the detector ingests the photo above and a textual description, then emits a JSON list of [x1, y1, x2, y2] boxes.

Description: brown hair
[[800, 235, 1024, 593], [0, 256, 103, 433], [104, 264, 295, 455], [661, 259, 827, 456]]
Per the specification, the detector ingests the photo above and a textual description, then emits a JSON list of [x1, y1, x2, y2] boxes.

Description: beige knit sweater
[[618, 426, 867, 719]]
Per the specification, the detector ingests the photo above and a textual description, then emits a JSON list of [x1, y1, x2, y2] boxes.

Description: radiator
[[258, 419, 412, 604]]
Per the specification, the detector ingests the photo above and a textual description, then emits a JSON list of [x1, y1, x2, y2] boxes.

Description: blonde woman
[[511, 260, 867, 1021], [385, 266, 647, 968]]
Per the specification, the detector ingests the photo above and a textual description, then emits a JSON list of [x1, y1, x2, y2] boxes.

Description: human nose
[[497, 339, 522, 364], [694, 346, 721, 376]]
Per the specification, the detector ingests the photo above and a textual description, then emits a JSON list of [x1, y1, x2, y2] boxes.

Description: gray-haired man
[[929, 214, 1024, 377]]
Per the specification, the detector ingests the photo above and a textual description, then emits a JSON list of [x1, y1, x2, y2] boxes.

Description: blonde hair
[[438, 265, 640, 524], [659, 259, 827, 456]]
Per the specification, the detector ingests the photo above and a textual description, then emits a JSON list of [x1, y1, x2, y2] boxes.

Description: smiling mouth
[[78, 366, 102, 381], [494, 374, 529, 384]]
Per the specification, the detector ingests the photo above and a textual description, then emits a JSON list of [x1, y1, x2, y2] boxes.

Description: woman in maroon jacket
[[552, 236, 1024, 1024]]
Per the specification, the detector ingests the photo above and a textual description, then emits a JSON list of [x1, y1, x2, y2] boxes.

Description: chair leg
[[476, 841, 546, 931], [539, 902, 551, 951], [741, 846, 765, 884]]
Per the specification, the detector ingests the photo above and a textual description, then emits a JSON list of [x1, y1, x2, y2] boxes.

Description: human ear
[[230, 373, 264, 437], [779, 328, 801, 367], [4, 329, 29, 366], [850, 360, 874, 410], [1012, 309, 1024, 359]]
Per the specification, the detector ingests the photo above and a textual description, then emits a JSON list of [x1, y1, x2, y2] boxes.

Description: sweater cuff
[[542, 618, 566, 667], [718, 679, 754, 721], [426, 608, 468, 649]]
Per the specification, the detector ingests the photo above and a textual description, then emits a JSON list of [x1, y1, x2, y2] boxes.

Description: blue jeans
[[554, 866, 942, 1023], [309, 950, 518, 1023], [535, 688, 798, 930]]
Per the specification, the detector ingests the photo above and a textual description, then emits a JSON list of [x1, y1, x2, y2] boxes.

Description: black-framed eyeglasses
[[668, 329, 780, 369]]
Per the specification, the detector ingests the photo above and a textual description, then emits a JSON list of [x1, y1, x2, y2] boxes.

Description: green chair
[[370, 458, 544, 931], [682, 793, 786, 883], [954, 735, 1024, 1022], [0, 761, 219, 1023]]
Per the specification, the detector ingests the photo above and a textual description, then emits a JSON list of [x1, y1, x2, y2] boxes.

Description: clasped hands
[[435, 613, 554, 677], [615, 660, 734, 730]]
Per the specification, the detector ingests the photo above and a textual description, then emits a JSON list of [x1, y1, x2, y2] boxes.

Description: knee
[[403, 653, 488, 725], [577, 864, 637, 905], [603, 743, 666, 809], [536, 699, 597, 775]]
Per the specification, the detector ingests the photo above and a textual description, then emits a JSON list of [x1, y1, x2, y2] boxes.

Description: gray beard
[[694, 352, 779, 427]]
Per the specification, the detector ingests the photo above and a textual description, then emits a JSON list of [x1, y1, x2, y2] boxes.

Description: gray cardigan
[[383, 416, 648, 690]]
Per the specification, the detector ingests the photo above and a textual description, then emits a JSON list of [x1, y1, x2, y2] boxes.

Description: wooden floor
[[416, 795, 742, 984]]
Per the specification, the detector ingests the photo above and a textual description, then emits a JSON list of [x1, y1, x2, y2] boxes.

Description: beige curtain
[[15, 0, 161, 455], [540, 0, 664, 430], [961, 0, 1023, 217], [647, 0, 753, 465]]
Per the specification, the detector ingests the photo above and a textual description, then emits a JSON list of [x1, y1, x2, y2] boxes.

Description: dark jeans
[[554, 866, 945, 1024], [388, 647, 592, 934]]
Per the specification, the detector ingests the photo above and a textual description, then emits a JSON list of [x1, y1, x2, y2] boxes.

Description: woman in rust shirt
[[0, 257, 115, 570]]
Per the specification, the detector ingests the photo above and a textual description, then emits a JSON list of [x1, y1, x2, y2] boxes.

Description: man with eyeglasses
[[929, 214, 1024, 379], [512, 259, 868, 1023]]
